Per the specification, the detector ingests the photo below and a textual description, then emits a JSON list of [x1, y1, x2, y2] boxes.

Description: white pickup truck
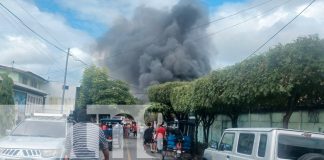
[[203, 128, 324, 160]]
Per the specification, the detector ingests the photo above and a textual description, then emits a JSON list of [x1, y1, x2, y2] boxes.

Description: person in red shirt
[[155, 124, 166, 152]]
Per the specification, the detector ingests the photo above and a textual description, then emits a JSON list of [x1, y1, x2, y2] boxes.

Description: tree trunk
[[194, 114, 200, 154], [229, 114, 238, 128], [203, 125, 208, 144], [283, 110, 293, 129], [202, 114, 215, 144], [283, 96, 296, 129]]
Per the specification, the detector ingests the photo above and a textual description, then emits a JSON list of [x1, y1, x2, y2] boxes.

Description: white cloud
[[0, 0, 95, 85], [257, 8, 288, 30], [207, 0, 324, 69]]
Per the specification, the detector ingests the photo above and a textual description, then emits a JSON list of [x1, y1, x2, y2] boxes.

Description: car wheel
[[298, 153, 324, 160]]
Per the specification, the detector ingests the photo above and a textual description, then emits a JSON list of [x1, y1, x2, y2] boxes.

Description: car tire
[[298, 153, 324, 160]]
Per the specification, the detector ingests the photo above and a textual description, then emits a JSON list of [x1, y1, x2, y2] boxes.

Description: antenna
[[11, 60, 15, 70]]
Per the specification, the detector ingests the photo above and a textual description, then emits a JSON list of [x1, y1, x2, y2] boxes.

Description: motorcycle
[[174, 138, 183, 160]]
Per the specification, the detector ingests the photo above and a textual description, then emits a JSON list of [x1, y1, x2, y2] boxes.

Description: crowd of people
[[143, 122, 167, 153]]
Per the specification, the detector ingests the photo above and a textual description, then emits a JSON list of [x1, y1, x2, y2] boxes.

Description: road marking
[[126, 138, 132, 160]]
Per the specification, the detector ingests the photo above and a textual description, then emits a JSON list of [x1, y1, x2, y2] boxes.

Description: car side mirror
[[5, 129, 11, 136], [210, 141, 218, 150]]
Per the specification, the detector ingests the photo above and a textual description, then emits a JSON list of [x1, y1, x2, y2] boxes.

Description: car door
[[215, 132, 236, 160]]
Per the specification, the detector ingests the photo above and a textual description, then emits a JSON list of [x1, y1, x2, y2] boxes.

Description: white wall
[[199, 109, 324, 143]]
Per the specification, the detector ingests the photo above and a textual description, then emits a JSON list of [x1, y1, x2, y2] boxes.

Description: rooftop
[[0, 65, 47, 82]]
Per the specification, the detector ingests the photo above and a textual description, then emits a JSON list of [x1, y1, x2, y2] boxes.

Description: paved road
[[108, 136, 160, 160], [106, 135, 194, 160]]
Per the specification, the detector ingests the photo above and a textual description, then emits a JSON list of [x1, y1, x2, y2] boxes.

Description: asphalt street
[[108, 135, 161, 160]]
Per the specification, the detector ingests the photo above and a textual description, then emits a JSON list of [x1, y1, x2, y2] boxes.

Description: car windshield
[[11, 121, 66, 138], [278, 134, 324, 159]]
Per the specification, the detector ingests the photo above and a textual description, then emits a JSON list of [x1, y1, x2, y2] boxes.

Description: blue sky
[[32, 0, 245, 38], [33, 0, 107, 37]]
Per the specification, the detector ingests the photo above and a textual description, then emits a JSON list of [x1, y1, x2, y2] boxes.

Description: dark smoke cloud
[[96, 0, 212, 90]]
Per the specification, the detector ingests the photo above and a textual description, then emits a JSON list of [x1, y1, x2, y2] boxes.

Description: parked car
[[0, 113, 67, 159], [203, 128, 324, 160]]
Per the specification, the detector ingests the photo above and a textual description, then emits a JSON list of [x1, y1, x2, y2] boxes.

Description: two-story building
[[0, 65, 77, 120], [0, 65, 47, 120]]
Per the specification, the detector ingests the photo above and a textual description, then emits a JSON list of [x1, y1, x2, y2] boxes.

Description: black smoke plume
[[96, 0, 212, 91]]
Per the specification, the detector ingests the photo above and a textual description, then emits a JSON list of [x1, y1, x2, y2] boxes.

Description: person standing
[[143, 122, 154, 152], [64, 116, 109, 160], [133, 123, 138, 137], [155, 123, 166, 153]]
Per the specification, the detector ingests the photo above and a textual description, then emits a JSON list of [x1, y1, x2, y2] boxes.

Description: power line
[[103, 0, 277, 61], [245, 0, 316, 60], [191, 0, 273, 31], [40, 64, 85, 76], [10, 0, 70, 72], [194, 0, 292, 41], [0, 1, 89, 67], [12, 0, 66, 49], [0, 2, 67, 54], [0, 7, 66, 72]]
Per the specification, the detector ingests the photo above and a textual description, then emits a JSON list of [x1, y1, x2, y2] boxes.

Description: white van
[[203, 128, 324, 160]]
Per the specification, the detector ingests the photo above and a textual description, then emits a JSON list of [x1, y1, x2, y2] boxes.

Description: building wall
[[198, 109, 324, 143]]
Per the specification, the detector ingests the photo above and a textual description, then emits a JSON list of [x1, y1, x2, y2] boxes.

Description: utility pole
[[61, 48, 70, 114]]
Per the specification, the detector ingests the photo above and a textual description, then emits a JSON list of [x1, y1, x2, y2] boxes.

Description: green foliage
[[146, 102, 173, 121], [78, 66, 136, 108], [170, 83, 192, 114], [0, 74, 14, 105], [0, 74, 15, 135], [146, 102, 172, 114], [262, 35, 324, 105], [148, 81, 186, 106], [147, 35, 324, 130]]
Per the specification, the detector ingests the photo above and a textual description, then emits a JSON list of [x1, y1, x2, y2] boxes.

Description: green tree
[[146, 102, 172, 121], [218, 56, 264, 128], [191, 76, 218, 143], [148, 81, 186, 121], [220, 35, 324, 128], [170, 84, 192, 118], [78, 66, 136, 108], [260, 35, 324, 128], [0, 73, 15, 135]]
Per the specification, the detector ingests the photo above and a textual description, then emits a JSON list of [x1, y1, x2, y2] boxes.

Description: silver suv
[[0, 113, 67, 159]]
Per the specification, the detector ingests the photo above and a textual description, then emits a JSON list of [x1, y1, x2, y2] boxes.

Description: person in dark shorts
[[143, 122, 154, 152]]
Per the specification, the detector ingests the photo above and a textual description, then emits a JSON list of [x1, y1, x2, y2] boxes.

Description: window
[[22, 76, 28, 85], [278, 134, 324, 159], [31, 79, 38, 88], [237, 133, 255, 155], [219, 132, 235, 151], [11, 121, 66, 138], [258, 134, 267, 157]]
